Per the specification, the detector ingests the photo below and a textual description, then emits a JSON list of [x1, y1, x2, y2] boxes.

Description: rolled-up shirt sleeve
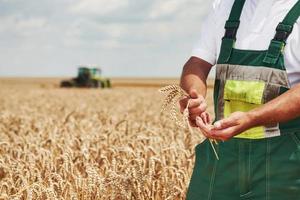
[[191, 1, 218, 65]]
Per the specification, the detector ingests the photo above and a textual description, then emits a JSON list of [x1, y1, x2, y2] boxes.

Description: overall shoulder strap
[[218, 0, 246, 64], [264, 1, 300, 65]]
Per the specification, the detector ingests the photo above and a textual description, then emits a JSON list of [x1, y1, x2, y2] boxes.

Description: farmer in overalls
[[180, 0, 300, 199]]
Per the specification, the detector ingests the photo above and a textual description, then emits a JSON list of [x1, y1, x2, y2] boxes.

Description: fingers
[[196, 117, 212, 134], [210, 127, 237, 141], [188, 96, 205, 108], [195, 117, 210, 138], [212, 117, 239, 130], [179, 90, 210, 130], [190, 111, 210, 124], [205, 112, 211, 124], [188, 100, 207, 121], [188, 112, 211, 131], [189, 89, 199, 99], [188, 89, 205, 108], [200, 112, 208, 124], [196, 120, 224, 141], [189, 102, 207, 114], [179, 95, 207, 119], [207, 112, 211, 124], [196, 115, 236, 141], [195, 112, 246, 141]]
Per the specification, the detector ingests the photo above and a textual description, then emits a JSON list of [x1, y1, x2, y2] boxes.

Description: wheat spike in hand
[[159, 85, 219, 160]]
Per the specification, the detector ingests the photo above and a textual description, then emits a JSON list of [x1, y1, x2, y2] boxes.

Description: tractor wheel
[[92, 80, 99, 88], [85, 80, 95, 88], [100, 81, 105, 88], [60, 81, 73, 88], [106, 79, 111, 88]]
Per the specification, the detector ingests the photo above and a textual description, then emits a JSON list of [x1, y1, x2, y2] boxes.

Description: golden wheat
[[0, 83, 215, 200]]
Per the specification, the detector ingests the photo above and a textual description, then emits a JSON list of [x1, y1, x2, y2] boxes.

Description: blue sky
[[0, 0, 210, 77]]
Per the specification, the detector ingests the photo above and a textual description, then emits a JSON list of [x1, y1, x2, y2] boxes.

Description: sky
[[0, 0, 211, 77]]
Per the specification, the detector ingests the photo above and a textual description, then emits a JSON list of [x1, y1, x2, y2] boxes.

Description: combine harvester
[[60, 66, 111, 88]]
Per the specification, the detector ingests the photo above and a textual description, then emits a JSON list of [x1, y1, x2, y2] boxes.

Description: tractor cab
[[90, 68, 102, 78], [78, 67, 102, 79]]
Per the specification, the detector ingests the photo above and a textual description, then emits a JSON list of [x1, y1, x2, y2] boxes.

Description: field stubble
[[0, 81, 214, 200]]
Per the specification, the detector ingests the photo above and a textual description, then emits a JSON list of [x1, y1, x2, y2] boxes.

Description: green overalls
[[186, 0, 300, 199]]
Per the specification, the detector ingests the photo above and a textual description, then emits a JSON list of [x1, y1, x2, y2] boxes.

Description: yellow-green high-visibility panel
[[223, 80, 266, 139]]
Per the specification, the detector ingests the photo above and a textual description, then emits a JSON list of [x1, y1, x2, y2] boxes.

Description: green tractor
[[60, 67, 111, 88]]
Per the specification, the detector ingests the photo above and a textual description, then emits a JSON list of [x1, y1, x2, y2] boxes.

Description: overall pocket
[[223, 80, 266, 139]]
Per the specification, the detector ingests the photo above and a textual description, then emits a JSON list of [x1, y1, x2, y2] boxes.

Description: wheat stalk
[[159, 85, 219, 160]]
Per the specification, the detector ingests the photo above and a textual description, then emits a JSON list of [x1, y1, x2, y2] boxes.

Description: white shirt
[[192, 0, 300, 86]]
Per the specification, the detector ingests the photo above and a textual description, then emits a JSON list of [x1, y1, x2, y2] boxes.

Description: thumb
[[213, 117, 238, 130], [189, 89, 199, 99]]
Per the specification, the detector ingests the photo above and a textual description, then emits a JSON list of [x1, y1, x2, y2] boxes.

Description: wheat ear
[[159, 85, 219, 160]]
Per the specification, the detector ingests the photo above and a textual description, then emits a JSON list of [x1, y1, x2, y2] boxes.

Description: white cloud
[[70, 0, 130, 15], [62, 18, 127, 48], [149, 0, 186, 19], [17, 17, 46, 29], [0, 15, 48, 38]]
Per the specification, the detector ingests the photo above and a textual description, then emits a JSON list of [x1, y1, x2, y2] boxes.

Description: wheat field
[[0, 78, 214, 200]]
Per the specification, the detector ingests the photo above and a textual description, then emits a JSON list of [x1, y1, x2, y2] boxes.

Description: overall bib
[[186, 0, 300, 199]]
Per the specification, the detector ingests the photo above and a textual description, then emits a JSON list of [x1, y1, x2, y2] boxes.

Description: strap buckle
[[274, 23, 293, 43], [223, 20, 240, 40], [224, 28, 238, 39], [274, 30, 290, 43]]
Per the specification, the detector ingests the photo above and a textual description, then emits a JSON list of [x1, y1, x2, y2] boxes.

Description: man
[[179, 0, 300, 199]]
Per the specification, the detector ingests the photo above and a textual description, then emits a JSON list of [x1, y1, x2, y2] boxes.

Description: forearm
[[180, 56, 212, 97], [249, 83, 300, 127]]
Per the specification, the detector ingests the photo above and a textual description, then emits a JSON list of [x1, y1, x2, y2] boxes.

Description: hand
[[179, 89, 210, 127], [196, 112, 254, 141]]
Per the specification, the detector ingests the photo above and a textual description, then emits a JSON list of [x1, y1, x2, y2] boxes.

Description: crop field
[[0, 78, 214, 200]]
